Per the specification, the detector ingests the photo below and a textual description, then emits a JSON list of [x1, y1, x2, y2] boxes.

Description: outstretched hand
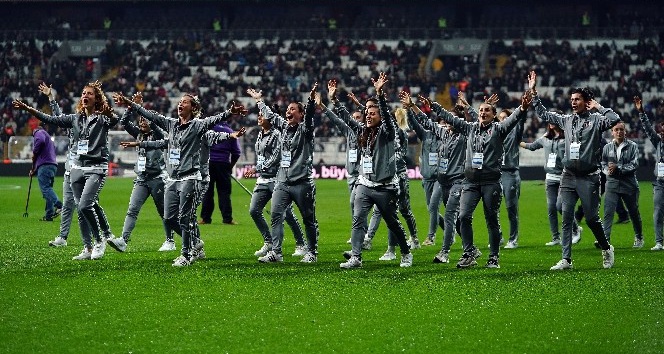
[[484, 93, 499, 106], [119, 141, 139, 148], [586, 99, 600, 111], [633, 96, 643, 112], [520, 90, 533, 111], [38, 82, 53, 99], [246, 88, 263, 101], [231, 126, 247, 138], [327, 79, 337, 101], [417, 94, 431, 108], [398, 91, 413, 107], [113, 92, 131, 106], [229, 101, 248, 116], [347, 92, 361, 107], [314, 92, 323, 107], [12, 100, 29, 111], [243, 167, 257, 178], [457, 92, 470, 108], [527, 71, 537, 91], [371, 72, 388, 94], [309, 82, 319, 101]]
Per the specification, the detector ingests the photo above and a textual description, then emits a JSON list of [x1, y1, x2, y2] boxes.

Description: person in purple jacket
[[199, 113, 241, 225], [31, 123, 63, 221]]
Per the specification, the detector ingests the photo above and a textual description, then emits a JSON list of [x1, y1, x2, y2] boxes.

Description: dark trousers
[[201, 162, 233, 223]]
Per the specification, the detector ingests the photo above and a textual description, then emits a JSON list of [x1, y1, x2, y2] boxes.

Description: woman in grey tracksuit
[[247, 84, 320, 264], [320, 80, 365, 246], [244, 109, 306, 257], [529, 71, 620, 270], [107, 94, 172, 254], [15, 82, 117, 261], [520, 124, 581, 246], [401, 92, 475, 264], [601, 122, 643, 246], [37, 83, 113, 249], [115, 93, 247, 267], [406, 103, 444, 246], [636, 96, 664, 251], [339, 72, 412, 269], [436, 91, 531, 269]]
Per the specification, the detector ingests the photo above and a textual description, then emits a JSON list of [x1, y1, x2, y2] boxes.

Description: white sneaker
[[292, 245, 307, 257], [49, 236, 67, 247], [472, 247, 482, 259], [158, 240, 176, 252], [300, 252, 317, 263], [504, 240, 518, 249], [193, 239, 204, 251], [633, 238, 644, 248], [545, 239, 561, 246], [602, 245, 615, 269], [550, 259, 573, 270], [72, 247, 92, 260], [362, 237, 372, 250], [651, 242, 664, 251], [433, 250, 449, 263], [107, 237, 127, 252], [172, 255, 191, 267], [408, 236, 421, 250], [379, 250, 396, 261], [91, 241, 106, 260], [191, 248, 206, 261], [572, 226, 582, 244], [258, 251, 283, 263], [340, 256, 362, 269], [400, 253, 413, 267], [254, 243, 272, 257]]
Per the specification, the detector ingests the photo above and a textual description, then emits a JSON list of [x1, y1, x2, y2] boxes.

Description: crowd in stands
[[1, 33, 663, 164]]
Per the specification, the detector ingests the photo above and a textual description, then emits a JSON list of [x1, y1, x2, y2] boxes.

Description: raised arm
[[39, 82, 62, 116], [528, 71, 565, 128], [317, 92, 350, 135], [247, 88, 287, 129], [635, 96, 661, 145], [304, 83, 318, 135], [114, 93, 173, 130], [200, 101, 247, 129], [12, 100, 74, 128], [399, 91, 426, 139], [520, 137, 544, 151], [498, 91, 531, 138], [429, 101, 470, 135], [588, 99, 621, 131], [202, 126, 246, 146], [373, 72, 395, 139]]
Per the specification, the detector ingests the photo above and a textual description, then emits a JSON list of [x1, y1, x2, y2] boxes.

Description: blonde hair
[[75, 81, 110, 114], [394, 107, 409, 131]]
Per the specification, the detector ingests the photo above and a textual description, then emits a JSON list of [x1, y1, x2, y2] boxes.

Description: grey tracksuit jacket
[[407, 110, 440, 180], [255, 127, 282, 178], [602, 139, 640, 193], [258, 99, 316, 184], [533, 94, 621, 175], [120, 108, 167, 180], [322, 104, 361, 185], [522, 136, 565, 175]]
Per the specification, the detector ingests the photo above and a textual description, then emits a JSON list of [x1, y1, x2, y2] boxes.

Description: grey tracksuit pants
[[603, 189, 643, 243], [270, 180, 319, 255], [654, 181, 664, 244], [560, 171, 610, 260], [350, 184, 410, 257], [438, 181, 463, 253], [164, 179, 201, 258], [501, 170, 520, 243], [368, 174, 418, 245], [459, 181, 503, 257], [122, 177, 171, 243], [70, 169, 109, 248], [545, 179, 580, 242], [423, 178, 444, 240], [250, 181, 305, 246]]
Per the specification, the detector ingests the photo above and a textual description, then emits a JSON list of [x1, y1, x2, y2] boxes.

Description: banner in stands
[[235, 164, 425, 180]]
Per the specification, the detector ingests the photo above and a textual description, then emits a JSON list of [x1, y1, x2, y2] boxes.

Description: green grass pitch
[[0, 176, 662, 353]]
